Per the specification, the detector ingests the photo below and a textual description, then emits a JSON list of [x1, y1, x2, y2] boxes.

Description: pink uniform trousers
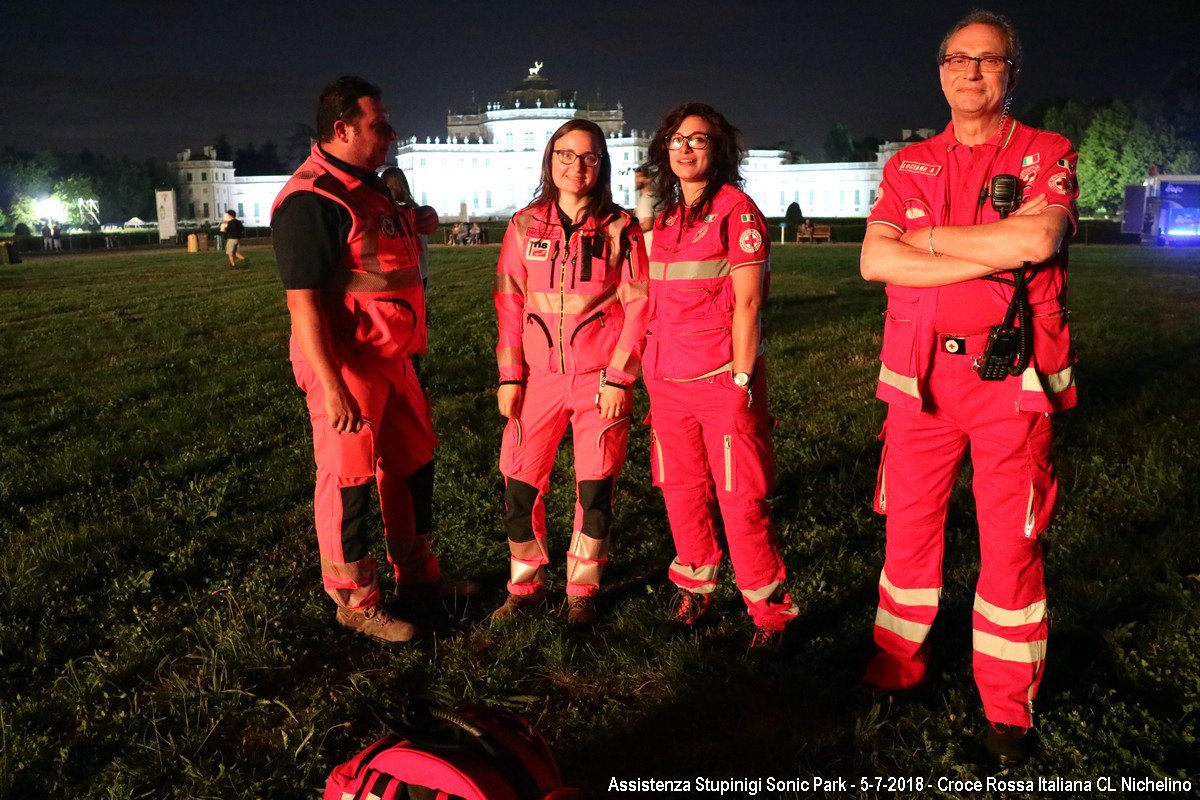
[[500, 370, 631, 597], [645, 366, 798, 630], [293, 356, 441, 610], [866, 344, 1057, 727]]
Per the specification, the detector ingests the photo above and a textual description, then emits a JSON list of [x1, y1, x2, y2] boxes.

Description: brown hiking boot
[[393, 577, 481, 604], [566, 596, 599, 628], [491, 590, 545, 621], [336, 604, 420, 644]]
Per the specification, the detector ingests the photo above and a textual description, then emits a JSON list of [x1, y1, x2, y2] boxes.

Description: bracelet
[[498, 380, 524, 387], [928, 225, 940, 257], [605, 381, 631, 391]]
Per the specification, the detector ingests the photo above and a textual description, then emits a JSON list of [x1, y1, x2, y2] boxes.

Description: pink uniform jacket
[[867, 120, 1080, 414], [494, 204, 649, 385], [645, 184, 771, 381], [273, 145, 437, 362]]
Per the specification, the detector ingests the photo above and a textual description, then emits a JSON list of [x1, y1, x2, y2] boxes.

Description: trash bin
[[198, 234, 211, 252], [187, 233, 199, 252]]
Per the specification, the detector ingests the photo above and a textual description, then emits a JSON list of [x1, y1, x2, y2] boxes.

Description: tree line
[[816, 64, 1200, 219], [0, 124, 315, 232]]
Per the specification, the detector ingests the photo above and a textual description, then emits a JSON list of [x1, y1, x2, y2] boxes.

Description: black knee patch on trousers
[[340, 483, 373, 563], [577, 477, 614, 538], [405, 460, 435, 536], [503, 478, 539, 543]]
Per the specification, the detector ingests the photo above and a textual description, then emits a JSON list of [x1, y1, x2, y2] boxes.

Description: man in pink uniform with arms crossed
[[859, 11, 1080, 764]]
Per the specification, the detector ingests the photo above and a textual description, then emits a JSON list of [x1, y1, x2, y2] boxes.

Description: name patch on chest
[[526, 239, 551, 261], [899, 161, 942, 176]]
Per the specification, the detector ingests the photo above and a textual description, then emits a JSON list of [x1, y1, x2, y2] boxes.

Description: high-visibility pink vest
[[272, 145, 427, 360]]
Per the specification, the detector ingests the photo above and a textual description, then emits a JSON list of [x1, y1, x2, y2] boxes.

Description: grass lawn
[[2, 243, 1198, 797]]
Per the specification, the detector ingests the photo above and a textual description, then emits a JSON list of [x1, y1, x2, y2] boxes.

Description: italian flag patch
[[1021, 154, 1039, 167], [740, 214, 755, 222]]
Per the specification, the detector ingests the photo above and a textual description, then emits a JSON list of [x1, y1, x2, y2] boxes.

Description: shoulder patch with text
[[899, 161, 942, 176]]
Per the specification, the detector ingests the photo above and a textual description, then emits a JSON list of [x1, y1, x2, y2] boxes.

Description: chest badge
[[899, 161, 942, 176], [378, 214, 399, 238], [526, 239, 551, 261], [691, 223, 710, 243]]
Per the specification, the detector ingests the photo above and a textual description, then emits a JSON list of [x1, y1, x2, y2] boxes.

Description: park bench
[[797, 224, 832, 243]]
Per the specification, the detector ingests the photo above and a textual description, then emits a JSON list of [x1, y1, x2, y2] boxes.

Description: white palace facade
[[170, 65, 931, 228]]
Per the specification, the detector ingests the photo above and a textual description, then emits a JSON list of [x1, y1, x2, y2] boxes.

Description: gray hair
[[938, 9, 1023, 73]]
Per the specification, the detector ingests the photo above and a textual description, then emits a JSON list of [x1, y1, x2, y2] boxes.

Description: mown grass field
[[2, 243, 1198, 798]]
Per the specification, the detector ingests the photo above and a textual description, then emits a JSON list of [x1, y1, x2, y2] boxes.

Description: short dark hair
[[225, 209, 236, 217], [646, 102, 745, 227], [316, 75, 382, 142], [938, 10, 1023, 79]]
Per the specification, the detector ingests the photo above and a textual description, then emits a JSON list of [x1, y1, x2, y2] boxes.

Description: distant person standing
[[381, 167, 430, 288], [271, 75, 475, 645], [634, 165, 659, 253], [858, 10, 1079, 765], [41, 224, 52, 252], [220, 210, 247, 267], [51, 223, 63, 252]]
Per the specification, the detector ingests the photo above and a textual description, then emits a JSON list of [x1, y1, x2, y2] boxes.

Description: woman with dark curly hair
[[491, 119, 650, 627], [642, 102, 797, 651]]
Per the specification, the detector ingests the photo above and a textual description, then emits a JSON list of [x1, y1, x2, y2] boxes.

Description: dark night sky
[[1, 0, 1195, 162]]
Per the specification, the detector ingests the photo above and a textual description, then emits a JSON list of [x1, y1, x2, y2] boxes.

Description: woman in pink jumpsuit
[[642, 103, 798, 651], [492, 119, 649, 627]]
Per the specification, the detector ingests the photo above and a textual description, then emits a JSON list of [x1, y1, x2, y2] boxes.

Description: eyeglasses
[[667, 132, 711, 151], [553, 150, 601, 167], [939, 54, 1013, 73]]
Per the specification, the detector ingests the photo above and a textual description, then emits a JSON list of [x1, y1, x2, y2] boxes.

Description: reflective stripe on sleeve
[[879, 363, 921, 400]]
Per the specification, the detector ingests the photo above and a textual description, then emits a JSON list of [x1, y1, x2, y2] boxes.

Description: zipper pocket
[[569, 311, 606, 345], [526, 314, 553, 347], [595, 417, 628, 451], [723, 435, 733, 492], [379, 297, 418, 330]]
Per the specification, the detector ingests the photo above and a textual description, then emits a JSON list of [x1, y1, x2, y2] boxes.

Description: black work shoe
[[566, 596, 599, 628], [659, 589, 714, 637], [749, 625, 786, 655], [984, 722, 1032, 767], [491, 590, 545, 621]]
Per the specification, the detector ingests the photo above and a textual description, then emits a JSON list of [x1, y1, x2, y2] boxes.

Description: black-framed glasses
[[667, 132, 711, 151], [553, 150, 602, 167], [939, 53, 1013, 73]]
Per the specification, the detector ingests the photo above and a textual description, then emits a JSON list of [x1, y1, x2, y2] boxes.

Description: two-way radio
[[978, 174, 1034, 381]]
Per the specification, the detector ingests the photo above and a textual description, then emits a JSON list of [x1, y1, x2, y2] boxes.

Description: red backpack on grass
[[324, 703, 584, 800]]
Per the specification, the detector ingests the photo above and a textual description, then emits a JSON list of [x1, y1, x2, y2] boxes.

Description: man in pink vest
[[859, 11, 1079, 765], [272, 76, 474, 644]]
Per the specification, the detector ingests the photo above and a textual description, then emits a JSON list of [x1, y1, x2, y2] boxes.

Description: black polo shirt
[[272, 148, 390, 290]]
